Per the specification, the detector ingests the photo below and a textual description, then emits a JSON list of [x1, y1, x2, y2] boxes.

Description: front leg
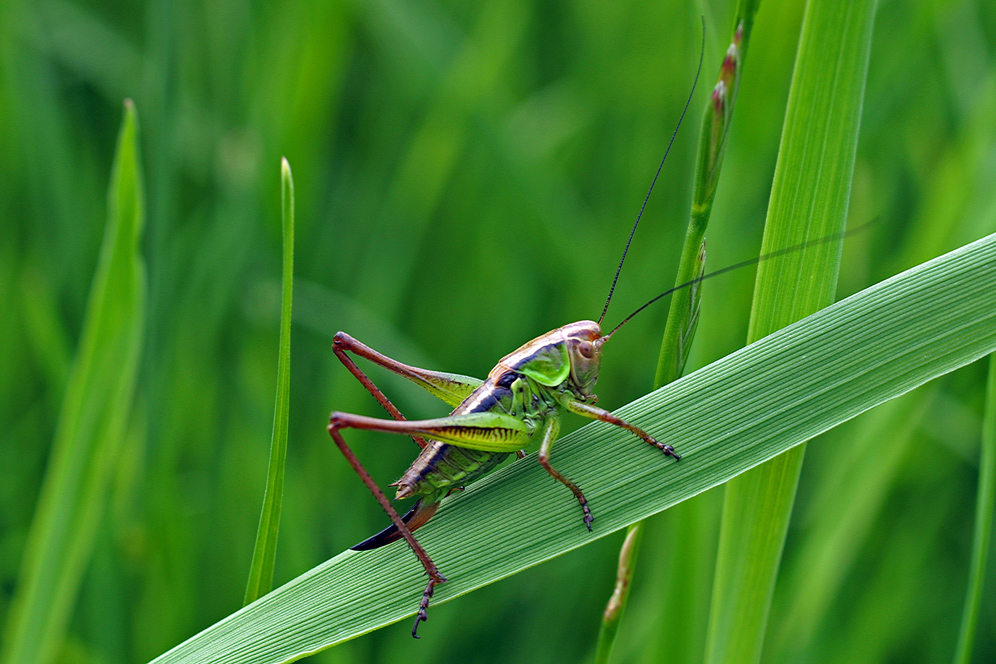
[[563, 398, 681, 461]]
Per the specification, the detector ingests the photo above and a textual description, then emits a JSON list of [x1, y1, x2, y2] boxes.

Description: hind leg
[[328, 423, 444, 637], [333, 332, 485, 450], [328, 409, 529, 635]]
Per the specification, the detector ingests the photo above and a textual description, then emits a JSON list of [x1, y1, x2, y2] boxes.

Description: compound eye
[[578, 340, 594, 359]]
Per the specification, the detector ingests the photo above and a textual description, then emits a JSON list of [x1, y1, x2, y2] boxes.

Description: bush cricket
[[326, 32, 865, 637]]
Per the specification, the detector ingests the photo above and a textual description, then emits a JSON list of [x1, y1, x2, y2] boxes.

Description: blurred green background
[[2, 0, 995, 662]]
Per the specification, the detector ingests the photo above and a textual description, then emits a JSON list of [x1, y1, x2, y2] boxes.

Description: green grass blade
[[596, 5, 761, 662], [244, 158, 296, 606], [0, 100, 145, 664], [147, 232, 996, 664], [769, 388, 934, 658], [704, 1, 876, 662], [594, 520, 643, 664], [952, 352, 996, 664], [655, 0, 760, 389]]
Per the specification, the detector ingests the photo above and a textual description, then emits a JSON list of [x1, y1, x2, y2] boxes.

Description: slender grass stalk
[[0, 100, 145, 664], [952, 352, 996, 664], [594, 4, 759, 662], [704, 2, 877, 663], [244, 158, 296, 605], [593, 522, 643, 664], [148, 233, 996, 664], [656, 0, 759, 390], [592, 242, 703, 664]]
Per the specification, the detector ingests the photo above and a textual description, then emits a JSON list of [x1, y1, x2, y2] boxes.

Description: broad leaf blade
[[150, 233, 996, 664]]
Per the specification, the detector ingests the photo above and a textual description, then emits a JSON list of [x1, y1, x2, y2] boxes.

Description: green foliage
[[244, 158, 296, 606], [151, 233, 996, 662], [1, 1, 995, 663], [706, 1, 877, 663], [1, 101, 145, 664]]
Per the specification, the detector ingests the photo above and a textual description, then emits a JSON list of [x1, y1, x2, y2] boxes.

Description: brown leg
[[328, 423, 444, 637], [333, 333, 429, 449], [535, 416, 594, 531], [333, 331, 483, 406], [565, 399, 681, 461]]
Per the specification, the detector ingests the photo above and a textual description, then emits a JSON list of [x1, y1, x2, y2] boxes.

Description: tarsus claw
[[582, 504, 594, 532], [654, 438, 681, 461], [412, 574, 444, 638]]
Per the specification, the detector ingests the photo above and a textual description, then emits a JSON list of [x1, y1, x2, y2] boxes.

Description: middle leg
[[536, 414, 594, 531]]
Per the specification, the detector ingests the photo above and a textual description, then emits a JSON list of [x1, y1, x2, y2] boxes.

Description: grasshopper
[[326, 32, 863, 636], [328, 313, 677, 629], [327, 46, 706, 636], [326, 219, 865, 638]]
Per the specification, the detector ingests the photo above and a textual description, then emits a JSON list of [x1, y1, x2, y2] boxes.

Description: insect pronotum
[[327, 26, 864, 637]]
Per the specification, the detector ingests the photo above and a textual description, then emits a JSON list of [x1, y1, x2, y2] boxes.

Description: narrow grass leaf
[[0, 100, 145, 664], [244, 158, 296, 605], [705, 1, 877, 662], [597, 3, 761, 661], [148, 232, 996, 664], [952, 352, 996, 664]]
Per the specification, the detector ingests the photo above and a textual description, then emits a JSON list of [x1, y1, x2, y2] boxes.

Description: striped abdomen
[[397, 441, 510, 498], [394, 373, 520, 500]]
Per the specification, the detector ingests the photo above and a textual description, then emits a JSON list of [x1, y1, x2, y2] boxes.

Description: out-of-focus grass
[[1, 100, 145, 664], [0, 0, 994, 663]]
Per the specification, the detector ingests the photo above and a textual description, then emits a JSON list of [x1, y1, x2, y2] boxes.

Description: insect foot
[[654, 439, 681, 461], [582, 501, 594, 532], [413, 573, 447, 638]]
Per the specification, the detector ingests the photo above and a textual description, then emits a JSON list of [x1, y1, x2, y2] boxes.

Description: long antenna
[[604, 221, 876, 339], [598, 16, 706, 326]]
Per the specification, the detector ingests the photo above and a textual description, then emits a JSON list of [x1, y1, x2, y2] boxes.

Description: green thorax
[[395, 321, 603, 501], [395, 370, 559, 500]]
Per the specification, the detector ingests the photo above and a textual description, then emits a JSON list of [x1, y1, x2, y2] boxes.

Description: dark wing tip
[[349, 498, 442, 551], [349, 501, 418, 551], [350, 533, 394, 551]]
